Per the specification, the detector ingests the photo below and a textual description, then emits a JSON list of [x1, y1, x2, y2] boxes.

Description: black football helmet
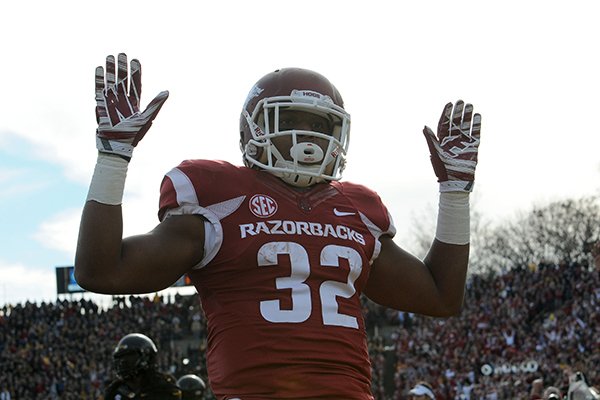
[[177, 374, 206, 399], [112, 333, 158, 380]]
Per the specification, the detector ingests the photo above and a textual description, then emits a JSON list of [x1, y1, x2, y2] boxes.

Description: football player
[[76, 53, 481, 399], [104, 333, 182, 399], [177, 374, 207, 400]]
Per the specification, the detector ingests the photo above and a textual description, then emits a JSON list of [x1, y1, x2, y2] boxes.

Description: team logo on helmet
[[243, 85, 264, 110], [290, 89, 333, 104], [249, 194, 278, 218]]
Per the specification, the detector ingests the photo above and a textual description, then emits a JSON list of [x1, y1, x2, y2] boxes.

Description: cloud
[[0, 171, 51, 201], [31, 199, 160, 257], [0, 260, 141, 308], [0, 168, 22, 182], [33, 208, 82, 255], [0, 261, 56, 305]]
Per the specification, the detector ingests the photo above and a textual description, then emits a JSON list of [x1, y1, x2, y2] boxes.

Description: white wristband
[[86, 153, 129, 205], [436, 192, 470, 245]]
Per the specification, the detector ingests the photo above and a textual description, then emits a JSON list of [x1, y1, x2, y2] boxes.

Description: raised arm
[[364, 100, 481, 317], [74, 53, 204, 294]]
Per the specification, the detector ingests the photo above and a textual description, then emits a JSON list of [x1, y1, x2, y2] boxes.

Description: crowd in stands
[[0, 293, 208, 399], [0, 258, 598, 399], [364, 260, 599, 399]]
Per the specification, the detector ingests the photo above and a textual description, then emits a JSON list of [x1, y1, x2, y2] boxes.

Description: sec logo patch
[[249, 194, 278, 218]]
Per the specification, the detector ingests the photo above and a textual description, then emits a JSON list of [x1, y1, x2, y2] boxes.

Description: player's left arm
[[364, 236, 469, 317], [364, 100, 480, 317]]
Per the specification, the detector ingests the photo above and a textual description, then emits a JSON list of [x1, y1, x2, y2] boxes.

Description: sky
[[1, 0, 599, 307]]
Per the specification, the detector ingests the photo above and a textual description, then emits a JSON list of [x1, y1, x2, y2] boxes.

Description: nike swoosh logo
[[334, 208, 356, 217]]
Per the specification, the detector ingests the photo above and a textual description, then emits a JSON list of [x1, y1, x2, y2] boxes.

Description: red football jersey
[[158, 160, 395, 400]]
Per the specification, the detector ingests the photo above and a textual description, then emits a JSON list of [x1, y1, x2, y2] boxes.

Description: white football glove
[[423, 100, 481, 192], [95, 53, 169, 161]]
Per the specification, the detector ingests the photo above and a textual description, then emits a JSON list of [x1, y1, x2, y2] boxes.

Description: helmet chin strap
[[273, 160, 324, 187]]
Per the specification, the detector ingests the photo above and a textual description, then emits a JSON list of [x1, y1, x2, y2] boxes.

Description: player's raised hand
[[423, 100, 481, 192], [95, 53, 169, 161]]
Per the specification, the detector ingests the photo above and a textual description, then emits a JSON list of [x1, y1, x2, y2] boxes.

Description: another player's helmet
[[112, 333, 158, 380], [177, 374, 206, 399], [240, 68, 351, 187]]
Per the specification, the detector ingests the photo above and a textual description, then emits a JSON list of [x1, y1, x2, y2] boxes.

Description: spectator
[[568, 371, 600, 400], [543, 386, 562, 399], [409, 381, 436, 399], [531, 377, 563, 400]]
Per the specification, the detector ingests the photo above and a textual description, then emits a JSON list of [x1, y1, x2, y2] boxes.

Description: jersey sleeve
[[333, 181, 396, 262], [157, 160, 231, 269]]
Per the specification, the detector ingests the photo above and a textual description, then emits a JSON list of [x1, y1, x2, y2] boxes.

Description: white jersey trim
[[163, 168, 246, 269], [166, 167, 199, 205], [358, 210, 396, 263]]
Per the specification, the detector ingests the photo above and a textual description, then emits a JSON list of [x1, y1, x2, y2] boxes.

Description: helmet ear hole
[[244, 143, 264, 167]]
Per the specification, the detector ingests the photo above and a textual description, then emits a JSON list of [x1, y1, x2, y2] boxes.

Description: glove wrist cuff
[[86, 153, 129, 205], [439, 180, 474, 192], [436, 192, 470, 245], [96, 136, 134, 161]]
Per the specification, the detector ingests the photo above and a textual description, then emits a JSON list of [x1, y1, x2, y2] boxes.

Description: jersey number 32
[[258, 241, 362, 329]]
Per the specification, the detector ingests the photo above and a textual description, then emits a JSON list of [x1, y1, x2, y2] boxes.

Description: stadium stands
[[0, 259, 598, 399]]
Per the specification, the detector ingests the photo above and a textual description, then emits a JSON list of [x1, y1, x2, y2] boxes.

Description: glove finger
[[423, 125, 449, 180], [95, 66, 105, 99], [450, 100, 464, 135], [129, 58, 142, 110], [95, 66, 108, 124], [461, 103, 474, 136], [117, 53, 128, 99], [422, 125, 439, 154], [95, 103, 108, 124], [131, 91, 169, 146], [468, 114, 481, 165], [140, 91, 170, 122], [437, 102, 453, 140], [105, 55, 116, 88], [472, 113, 482, 140], [104, 88, 122, 126]]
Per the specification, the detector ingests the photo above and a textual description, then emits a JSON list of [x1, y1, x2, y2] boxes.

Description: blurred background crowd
[[0, 258, 598, 399]]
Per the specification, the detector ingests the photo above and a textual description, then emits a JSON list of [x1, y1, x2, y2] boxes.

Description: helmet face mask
[[114, 351, 146, 380], [240, 69, 351, 187], [112, 333, 158, 380]]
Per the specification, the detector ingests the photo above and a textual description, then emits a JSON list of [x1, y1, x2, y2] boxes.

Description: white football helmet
[[239, 68, 351, 187]]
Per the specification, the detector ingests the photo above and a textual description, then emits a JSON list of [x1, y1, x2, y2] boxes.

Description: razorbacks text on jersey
[[159, 160, 396, 400]]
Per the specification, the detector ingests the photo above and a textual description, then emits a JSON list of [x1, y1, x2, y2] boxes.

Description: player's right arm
[[76, 203, 204, 294], [74, 53, 204, 294]]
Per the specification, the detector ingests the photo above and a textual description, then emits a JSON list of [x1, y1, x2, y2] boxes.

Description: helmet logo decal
[[252, 124, 264, 137], [331, 145, 341, 158], [249, 194, 278, 218], [291, 89, 333, 104], [243, 85, 264, 110]]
